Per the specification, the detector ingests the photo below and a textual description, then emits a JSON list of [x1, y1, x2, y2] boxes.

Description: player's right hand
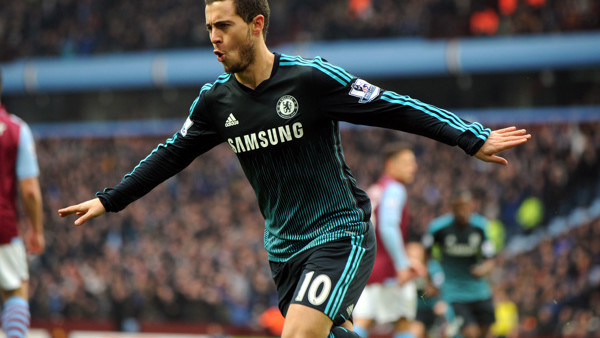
[[58, 198, 106, 226], [396, 268, 414, 285], [26, 230, 45, 254], [397, 258, 428, 285]]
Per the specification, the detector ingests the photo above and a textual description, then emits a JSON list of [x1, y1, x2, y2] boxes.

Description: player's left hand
[[475, 126, 531, 165]]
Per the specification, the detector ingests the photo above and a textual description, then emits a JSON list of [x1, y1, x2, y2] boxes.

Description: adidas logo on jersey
[[225, 113, 239, 127]]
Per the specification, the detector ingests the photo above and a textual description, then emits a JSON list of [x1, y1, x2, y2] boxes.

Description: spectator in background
[[516, 195, 544, 234], [258, 305, 285, 336], [0, 69, 45, 338], [470, 7, 499, 35], [490, 284, 519, 338], [423, 190, 496, 338], [353, 144, 427, 338]]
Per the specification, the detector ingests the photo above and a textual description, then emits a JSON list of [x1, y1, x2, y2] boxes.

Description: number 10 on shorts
[[295, 271, 333, 306]]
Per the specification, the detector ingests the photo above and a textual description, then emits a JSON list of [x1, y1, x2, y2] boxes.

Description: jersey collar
[[233, 53, 280, 94]]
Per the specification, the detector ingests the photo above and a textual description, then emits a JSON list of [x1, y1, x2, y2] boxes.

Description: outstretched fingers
[[493, 126, 518, 134], [497, 128, 530, 139], [72, 211, 94, 226], [58, 205, 80, 217], [490, 127, 529, 139], [486, 127, 531, 150], [58, 198, 106, 226], [58, 204, 89, 226], [478, 153, 508, 166], [495, 134, 530, 151]]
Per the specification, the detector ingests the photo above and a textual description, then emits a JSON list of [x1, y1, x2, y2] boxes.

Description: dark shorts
[[451, 298, 496, 328], [269, 225, 376, 326]]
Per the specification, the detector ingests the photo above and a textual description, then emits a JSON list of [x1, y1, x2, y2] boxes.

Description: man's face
[[452, 197, 473, 225], [206, 0, 255, 74], [389, 150, 418, 184]]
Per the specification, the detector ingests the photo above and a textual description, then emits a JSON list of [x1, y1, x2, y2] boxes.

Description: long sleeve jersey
[[1, 106, 39, 244], [97, 53, 490, 262], [366, 174, 411, 284], [422, 213, 495, 302]]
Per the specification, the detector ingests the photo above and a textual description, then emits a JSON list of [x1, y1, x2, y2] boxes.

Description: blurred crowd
[[31, 137, 274, 328], [1, 0, 599, 62], [493, 217, 600, 337], [22, 121, 600, 335]]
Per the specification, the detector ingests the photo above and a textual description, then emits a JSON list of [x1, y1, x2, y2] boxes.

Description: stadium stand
[[1, 0, 599, 61]]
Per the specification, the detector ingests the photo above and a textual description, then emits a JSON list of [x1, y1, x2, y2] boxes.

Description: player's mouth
[[214, 50, 225, 62]]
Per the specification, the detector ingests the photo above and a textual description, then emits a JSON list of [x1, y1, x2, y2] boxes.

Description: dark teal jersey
[[423, 213, 495, 303], [98, 53, 490, 262]]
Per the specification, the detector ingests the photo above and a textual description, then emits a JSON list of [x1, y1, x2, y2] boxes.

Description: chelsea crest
[[276, 95, 299, 119]]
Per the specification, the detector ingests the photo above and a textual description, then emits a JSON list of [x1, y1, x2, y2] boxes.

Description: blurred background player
[[354, 144, 427, 338], [422, 190, 496, 338], [0, 69, 45, 338]]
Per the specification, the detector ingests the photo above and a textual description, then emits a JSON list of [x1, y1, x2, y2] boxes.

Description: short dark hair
[[451, 189, 473, 204], [206, 0, 270, 41], [383, 142, 413, 161]]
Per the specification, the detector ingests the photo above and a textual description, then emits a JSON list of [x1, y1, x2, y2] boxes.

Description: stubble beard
[[223, 29, 255, 74]]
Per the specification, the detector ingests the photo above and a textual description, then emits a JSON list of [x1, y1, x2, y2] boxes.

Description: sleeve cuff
[[457, 131, 486, 156]]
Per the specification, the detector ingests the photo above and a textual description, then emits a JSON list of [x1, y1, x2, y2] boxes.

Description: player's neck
[[383, 172, 403, 184], [234, 44, 274, 90]]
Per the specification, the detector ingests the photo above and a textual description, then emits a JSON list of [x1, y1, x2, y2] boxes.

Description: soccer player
[[58, 1, 530, 337], [353, 144, 426, 338], [422, 190, 496, 338], [0, 69, 45, 338]]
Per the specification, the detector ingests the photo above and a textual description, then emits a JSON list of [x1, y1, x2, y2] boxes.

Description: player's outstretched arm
[[474, 126, 531, 166], [58, 198, 106, 226]]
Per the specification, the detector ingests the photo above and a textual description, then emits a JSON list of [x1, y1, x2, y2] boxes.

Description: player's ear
[[251, 14, 264, 37]]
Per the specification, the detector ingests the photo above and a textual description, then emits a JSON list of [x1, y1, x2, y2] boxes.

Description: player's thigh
[[281, 303, 333, 338], [0, 238, 29, 297]]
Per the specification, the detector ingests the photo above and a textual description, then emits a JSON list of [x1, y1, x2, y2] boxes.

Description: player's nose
[[210, 31, 222, 45]]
